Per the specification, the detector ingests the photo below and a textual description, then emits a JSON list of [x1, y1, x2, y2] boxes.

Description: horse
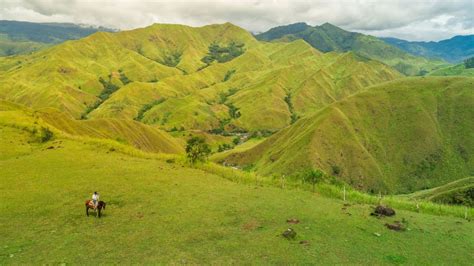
[[85, 199, 106, 218]]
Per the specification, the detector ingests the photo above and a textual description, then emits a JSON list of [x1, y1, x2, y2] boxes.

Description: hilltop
[[256, 22, 448, 76]]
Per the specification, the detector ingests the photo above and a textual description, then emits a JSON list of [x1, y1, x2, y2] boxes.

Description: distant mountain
[[382, 35, 474, 63], [0, 20, 114, 56], [256, 22, 448, 76]]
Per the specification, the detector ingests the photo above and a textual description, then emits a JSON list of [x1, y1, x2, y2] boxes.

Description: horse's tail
[[102, 201, 106, 210]]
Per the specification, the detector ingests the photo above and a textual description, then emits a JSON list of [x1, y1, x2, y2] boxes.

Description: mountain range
[[382, 35, 474, 63], [0, 20, 113, 56], [0, 21, 472, 195]]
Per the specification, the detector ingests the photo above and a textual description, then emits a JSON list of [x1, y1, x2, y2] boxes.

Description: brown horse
[[85, 200, 106, 218]]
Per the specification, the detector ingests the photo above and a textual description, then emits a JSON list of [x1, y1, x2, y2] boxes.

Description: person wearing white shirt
[[92, 191, 100, 209]]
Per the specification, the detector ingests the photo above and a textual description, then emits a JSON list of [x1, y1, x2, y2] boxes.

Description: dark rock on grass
[[371, 205, 396, 217], [282, 228, 296, 239], [286, 218, 300, 224], [385, 221, 406, 231]]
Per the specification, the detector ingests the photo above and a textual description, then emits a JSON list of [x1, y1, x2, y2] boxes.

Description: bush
[[201, 42, 245, 65], [98, 77, 120, 101], [226, 103, 241, 119], [118, 71, 132, 85], [134, 98, 166, 121], [186, 137, 211, 164], [233, 137, 240, 145], [217, 143, 233, 152], [161, 51, 182, 67], [464, 57, 474, 69], [331, 165, 341, 176], [31, 127, 53, 143], [223, 69, 236, 82], [303, 168, 324, 191]]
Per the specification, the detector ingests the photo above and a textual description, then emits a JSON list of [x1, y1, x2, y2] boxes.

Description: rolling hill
[[256, 22, 448, 76], [428, 62, 474, 77], [218, 77, 474, 194], [382, 35, 474, 63], [0, 20, 113, 56], [0, 22, 472, 195], [0, 23, 401, 134], [0, 100, 183, 154], [1, 109, 473, 264], [402, 177, 474, 206]]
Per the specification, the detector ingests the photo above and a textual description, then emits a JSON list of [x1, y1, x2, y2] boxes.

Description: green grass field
[[1, 125, 473, 264]]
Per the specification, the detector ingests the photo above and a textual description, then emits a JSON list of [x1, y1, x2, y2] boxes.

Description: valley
[[0, 16, 473, 264]]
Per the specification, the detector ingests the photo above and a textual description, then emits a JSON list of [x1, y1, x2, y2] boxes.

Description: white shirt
[[92, 194, 99, 201]]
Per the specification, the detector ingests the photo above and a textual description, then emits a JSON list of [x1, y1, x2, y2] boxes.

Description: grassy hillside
[[219, 77, 474, 193], [0, 20, 112, 56], [0, 100, 183, 154], [402, 177, 474, 207], [1, 123, 473, 264], [429, 63, 474, 77], [0, 23, 401, 133], [256, 22, 448, 76], [382, 35, 474, 63]]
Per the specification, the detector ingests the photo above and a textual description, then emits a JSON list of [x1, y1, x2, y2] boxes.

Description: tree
[[227, 103, 241, 119], [464, 57, 474, 69], [305, 168, 324, 192], [185, 137, 211, 164]]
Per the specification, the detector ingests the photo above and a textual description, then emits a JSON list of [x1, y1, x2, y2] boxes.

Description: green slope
[[256, 22, 448, 76], [1, 124, 473, 264], [219, 77, 474, 193], [0, 23, 401, 133], [402, 177, 474, 206], [0, 100, 183, 154], [429, 63, 474, 77]]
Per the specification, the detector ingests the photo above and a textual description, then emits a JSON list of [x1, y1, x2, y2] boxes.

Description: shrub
[[223, 69, 236, 82], [304, 168, 324, 191], [32, 127, 53, 143], [331, 165, 341, 176], [201, 42, 245, 65], [464, 57, 474, 69], [161, 51, 182, 67], [186, 137, 211, 164], [98, 77, 120, 101], [119, 71, 132, 85], [232, 137, 240, 145], [135, 98, 166, 121], [227, 103, 241, 119]]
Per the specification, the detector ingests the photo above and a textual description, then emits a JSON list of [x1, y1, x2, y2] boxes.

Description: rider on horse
[[92, 191, 100, 209]]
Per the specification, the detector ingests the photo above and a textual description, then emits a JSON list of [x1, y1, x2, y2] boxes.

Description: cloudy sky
[[1, 0, 473, 41]]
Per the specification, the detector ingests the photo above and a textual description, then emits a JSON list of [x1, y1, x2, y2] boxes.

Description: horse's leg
[[86, 206, 89, 216], [98, 208, 101, 218]]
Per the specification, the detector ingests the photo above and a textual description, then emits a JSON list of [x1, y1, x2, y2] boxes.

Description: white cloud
[[0, 0, 473, 40]]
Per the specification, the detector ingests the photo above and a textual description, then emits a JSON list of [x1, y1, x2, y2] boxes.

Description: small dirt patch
[[242, 220, 261, 231], [286, 218, 300, 224], [385, 221, 406, 231]]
